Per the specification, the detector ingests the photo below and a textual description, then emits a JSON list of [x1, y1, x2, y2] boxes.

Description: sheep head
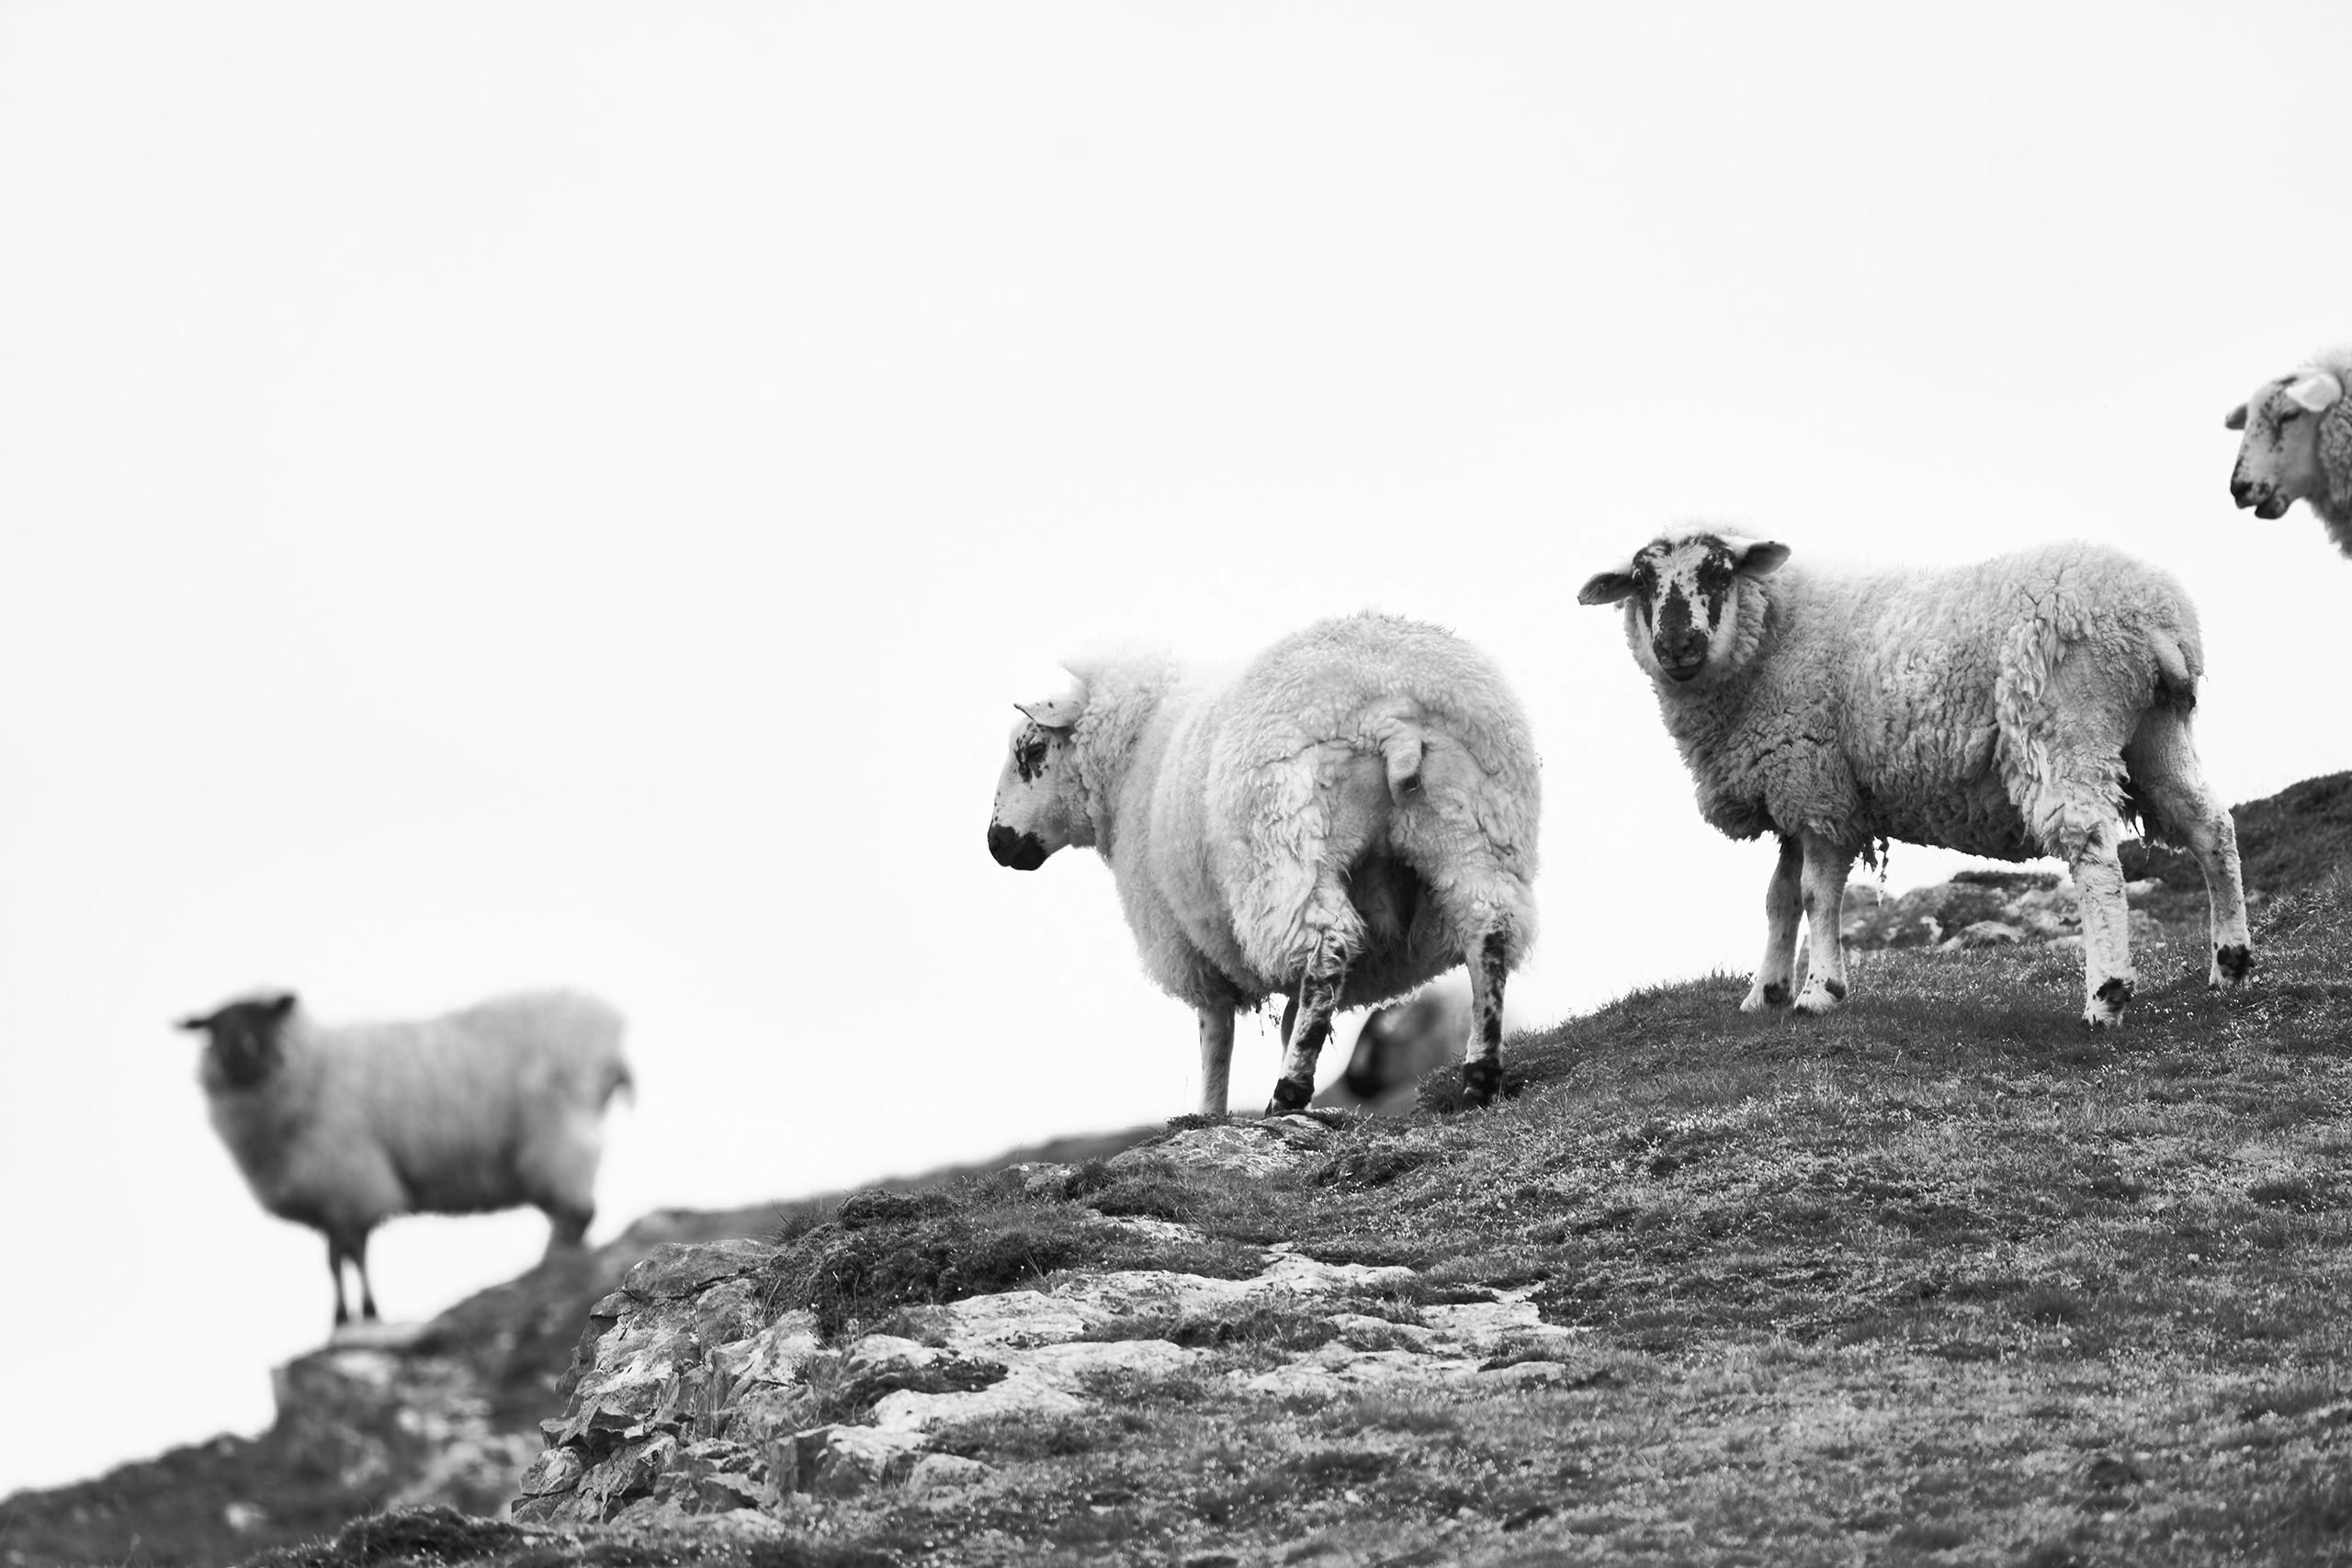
[[177, 993, 298, 1090], [1577, 531, 1789, 685], [2227, 365, 2352, 532], [988, 682, 1091, 870]]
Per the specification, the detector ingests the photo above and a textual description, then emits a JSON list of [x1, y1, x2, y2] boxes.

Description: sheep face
[[1577, 533, 1790, 684], [988, 689, 1088, 871], [177, 993, 298, 1090], [2226, 368, 2342, 521]]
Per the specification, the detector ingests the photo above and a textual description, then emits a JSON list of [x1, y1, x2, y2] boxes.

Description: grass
[[679, 870, 2352, 1566]]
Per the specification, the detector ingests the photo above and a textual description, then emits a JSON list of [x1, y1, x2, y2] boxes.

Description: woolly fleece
[[200, 989, 630, 1255]]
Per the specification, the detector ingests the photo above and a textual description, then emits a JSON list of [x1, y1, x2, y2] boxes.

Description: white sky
[[3, 1, 2346, 1494]]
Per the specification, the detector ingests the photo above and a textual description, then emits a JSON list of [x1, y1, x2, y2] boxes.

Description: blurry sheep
[[175, 988, 631, 1329]]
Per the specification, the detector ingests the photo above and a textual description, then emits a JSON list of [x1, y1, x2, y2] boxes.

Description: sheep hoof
[[2211, 943, 2254, 988], [1264, 1077, 1314, 1116], [1459, 1059, 1502, 1109], [1739, 980, 1790, 1013], [2085, 976, 2133, 1028], [1792, 986, 1841, 1017]]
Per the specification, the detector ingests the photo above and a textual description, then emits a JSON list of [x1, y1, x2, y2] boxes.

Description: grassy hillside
[[249, 863, 2352, 1568]]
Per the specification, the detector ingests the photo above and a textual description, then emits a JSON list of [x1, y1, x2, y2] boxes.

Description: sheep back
[[1094, 612, 1540, 1011]]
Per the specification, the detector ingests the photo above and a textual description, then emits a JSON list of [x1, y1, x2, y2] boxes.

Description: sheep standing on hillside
[[987, 611, 1540, 1114], [1577, 529, 2252, 1028], [176, 989, 631, 1329], [2225, 348, 2352, 558]]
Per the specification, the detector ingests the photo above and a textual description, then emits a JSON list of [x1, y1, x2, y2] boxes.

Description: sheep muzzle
[[988, 821, 1048, 870]]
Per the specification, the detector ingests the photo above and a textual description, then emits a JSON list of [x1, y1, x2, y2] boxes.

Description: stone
[[903, 1453, 992, 1496], [620, 1239, 769, 1303], [786, 1425, 925, 1497]]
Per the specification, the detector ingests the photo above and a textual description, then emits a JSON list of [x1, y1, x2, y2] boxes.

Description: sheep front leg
[[1742, 835, 1804, 1010], [1462, 930, 1511, 1107], [1792, 835, 1854, 1015], [1197, 1007, 1235, 1117], [326, 1239, 353, 1329], [2072, 818, 2135, 1027], [1267, 963, 1345, 1116]]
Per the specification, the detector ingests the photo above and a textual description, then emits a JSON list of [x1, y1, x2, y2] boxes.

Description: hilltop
[[6, 773, 2349, 1568]]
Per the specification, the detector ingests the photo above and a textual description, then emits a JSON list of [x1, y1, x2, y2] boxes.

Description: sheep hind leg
[[2125, 711, 2252, 989], [1742, 835, 1804, 1011], [1461, 929, 1511, 1108], [325, 1239, 352, 1329], [1266, 948, 1346, 1116], [1792, 835, 1856, 1015]]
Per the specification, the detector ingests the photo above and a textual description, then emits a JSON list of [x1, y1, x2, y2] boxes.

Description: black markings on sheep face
[[182, 994, 296, 1089], [1012, 725, 1052, 784], [1634, 536, 1741, 682], [989, 716, 1078, 865]]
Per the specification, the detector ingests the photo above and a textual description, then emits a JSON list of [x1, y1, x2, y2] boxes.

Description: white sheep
[[175, 988, 631, 1328], [1577, 528, 2253, 1027], [2225, 347, 2352, 558], [987, 611, 1541, 1113]]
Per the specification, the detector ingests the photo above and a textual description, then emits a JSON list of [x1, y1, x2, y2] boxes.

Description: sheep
[[175, 988, 631, 1329], [2224, 347, 2352, 558], [1312, 981, 1472, 1117], [1577, 528, 2253, 1028], [986, 610, 1541, 1114]]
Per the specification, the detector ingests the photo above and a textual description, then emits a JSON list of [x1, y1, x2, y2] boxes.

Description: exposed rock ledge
[[513, 1117, 1588, 1529]]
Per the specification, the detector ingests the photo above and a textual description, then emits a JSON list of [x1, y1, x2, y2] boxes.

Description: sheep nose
[[2230, 476, 2260, 510], [988, 822, 1047, 870], [1653, 630, 1708, 680]]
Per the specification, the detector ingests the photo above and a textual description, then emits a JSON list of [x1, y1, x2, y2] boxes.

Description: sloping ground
[[246, 863, 2352, 1568], [1845, 771, 2352, 954], [0, 1133, 1150, 1568]]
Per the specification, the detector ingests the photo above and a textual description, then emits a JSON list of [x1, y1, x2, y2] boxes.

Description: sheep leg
[[2124, 713, 2253, 988], [544, 1203, 594, 1258], [1267, 957, 1345, 1116], [1196, 1007, 1235, 1117], [1741, 835, 1804, 1010], [1461, 930, 1511, 1107], [325, 1240, 352, 1329], [2071, 818, 2135, 1027], [351, 1232, 380, 1321], [1792, 835, 1854, 1015]]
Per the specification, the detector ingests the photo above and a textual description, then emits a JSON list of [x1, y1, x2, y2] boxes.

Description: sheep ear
[[2224, 403, 2247, 432], [175, 1013, 214, 1033], [1733, 540, 1791, 578], [268, 994, 298, 1018], [1014, 690, 1086, 731], [1577, 569, 1637, 606], [2285, 372, 2344, 414]]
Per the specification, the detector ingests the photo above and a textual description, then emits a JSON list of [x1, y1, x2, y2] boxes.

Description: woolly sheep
[[175, 988, 631, 1328], [986, 611, 1541, 1114], [1312, 982, 1473, 1117], [1577, 529, 2253, 1028], [2224, 347, 2352, 558]]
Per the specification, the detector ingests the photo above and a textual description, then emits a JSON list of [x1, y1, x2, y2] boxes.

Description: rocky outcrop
[[512, 1117, 1592, 1529]]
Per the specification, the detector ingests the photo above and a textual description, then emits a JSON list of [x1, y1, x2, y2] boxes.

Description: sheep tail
[[2148, 629, 2197, 713], [1377, 720, 1425, 805]]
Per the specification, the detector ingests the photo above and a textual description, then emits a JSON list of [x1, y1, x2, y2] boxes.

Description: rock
[[1106, 1117, 1332, 1180], [786, 1425, 924, 1496], [903, 1453, 991, 1496], [620, 1239, 768, 1303]]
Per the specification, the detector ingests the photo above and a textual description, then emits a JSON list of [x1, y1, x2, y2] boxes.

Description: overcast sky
[[3, 1, 2346, 1494]]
